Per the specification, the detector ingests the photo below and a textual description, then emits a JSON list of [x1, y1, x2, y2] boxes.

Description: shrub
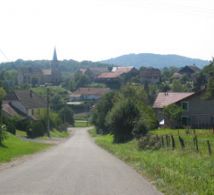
[[0, 124, 7, 145], [92, 92, 115, 134], [138, 135, 161, 150], [106, 99, 139, 143], [27, 120, 46, 138], [163, 104, 183, 128], [2, 117, 17, 135], [59, 106, 74, 125], [132, 118, 148, 138]]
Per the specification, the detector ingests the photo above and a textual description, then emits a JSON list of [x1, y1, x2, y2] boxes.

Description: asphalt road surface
[[0, 127, 162, 195]]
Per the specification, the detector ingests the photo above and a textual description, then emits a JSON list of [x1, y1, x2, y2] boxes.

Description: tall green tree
[[59, 106, 74, 125], [92, 92, 115, 134], [106, 99, 139, 143], [163, 104, 183, 128]]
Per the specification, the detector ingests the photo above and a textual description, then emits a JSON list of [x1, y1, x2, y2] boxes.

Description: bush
[[0, 124, 7, 145], [132, 118, 148, 138], [27, 120, 46, 138], [138, 135, 161, 150], [163, 104, 183, 128], [106, 99, 139, 143], [92, 92, 115, 134], [2, 117, 17, 135], [59, 106, 74, 125]]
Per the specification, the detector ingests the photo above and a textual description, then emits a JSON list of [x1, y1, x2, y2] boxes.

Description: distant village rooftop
[[97, 66, 135, 79], [153, 92, 194, 108], [71, 87, 111, 96]]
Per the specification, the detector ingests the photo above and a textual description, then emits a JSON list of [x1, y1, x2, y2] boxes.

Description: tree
[[92, 84, 158, 142], [0, 125, 7, 145], [171, 79, 185, 92], [92, 92, 115, 134], [0, 87, 6, 124], [59, 106, 74, 125], [193, 72, 207, 92], [163, 104, 183, 128], [106, 99, 139, 143], [203, 59, 214, 99], [51, 94, 64, 111]]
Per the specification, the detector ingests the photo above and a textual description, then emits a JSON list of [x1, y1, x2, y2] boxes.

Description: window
[[182, 101, 189, 111]]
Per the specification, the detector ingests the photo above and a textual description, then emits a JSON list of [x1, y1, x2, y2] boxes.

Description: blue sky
[[0, 0, 214, 62]]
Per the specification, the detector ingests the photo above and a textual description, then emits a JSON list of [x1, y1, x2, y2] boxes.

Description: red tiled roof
[[71, 87, 111, 96], [97, 67, 134, 79], [97, 72, 122, 79], [153, 92, 194, 108], [2, 103, 21, 117]]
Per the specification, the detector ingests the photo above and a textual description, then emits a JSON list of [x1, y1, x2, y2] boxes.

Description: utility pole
[[47, 87, 50, 138]]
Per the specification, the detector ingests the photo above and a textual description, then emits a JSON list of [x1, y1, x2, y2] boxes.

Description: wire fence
[[152, 134, 214, 156]]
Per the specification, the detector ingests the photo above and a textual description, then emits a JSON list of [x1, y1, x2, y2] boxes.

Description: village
[[0, 46, 214, 194]]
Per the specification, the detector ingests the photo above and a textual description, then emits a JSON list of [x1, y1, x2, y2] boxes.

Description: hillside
[[101, 53, 209, 69]]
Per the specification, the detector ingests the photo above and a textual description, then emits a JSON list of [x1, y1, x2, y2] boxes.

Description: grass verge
[[74, 120, 92, 127], [0, 133, 51, 163], [89, 128, 214, 195]]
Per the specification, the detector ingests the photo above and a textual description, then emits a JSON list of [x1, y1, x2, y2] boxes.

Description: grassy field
[[151, 128, 214, 156], [16, 129, 69, 139], [89, 128, 214, 195], [0, 133, 50, 163], [74, 113, 89, 121], [74, 120, 92, 127]]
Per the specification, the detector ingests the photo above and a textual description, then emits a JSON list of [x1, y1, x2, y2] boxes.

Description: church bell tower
[[51, 48, 61, 85]]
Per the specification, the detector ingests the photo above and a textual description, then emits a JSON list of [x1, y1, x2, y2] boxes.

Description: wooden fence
[[157, 134, 213, 156]]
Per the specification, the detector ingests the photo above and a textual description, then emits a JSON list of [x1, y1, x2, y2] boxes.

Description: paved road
[[0, 128, 162, 195]]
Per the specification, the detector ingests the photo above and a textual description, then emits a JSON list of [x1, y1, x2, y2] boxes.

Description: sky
[[0, 0, 214, 62]]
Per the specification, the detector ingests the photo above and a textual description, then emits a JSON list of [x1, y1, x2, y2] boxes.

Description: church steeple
[[53, 47, 58, 61], [51, 47, 61, 84]]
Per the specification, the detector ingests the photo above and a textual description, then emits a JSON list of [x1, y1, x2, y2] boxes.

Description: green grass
[[74, 120, 92, 127], [50, 129, 69, 138], [88, 128, 97, 137], [90, 129, 214, 195], [16, 130, 27, 137], [151, 128, 214, 156], [32, 86, 67, 96], [74, 113, 89, 120], [39, 129, 70, 140], [0, 133, 50, 163]]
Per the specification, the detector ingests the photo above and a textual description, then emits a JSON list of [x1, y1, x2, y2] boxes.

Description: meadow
[[0, 133, 50, 163], [89, 128, 214, 195]]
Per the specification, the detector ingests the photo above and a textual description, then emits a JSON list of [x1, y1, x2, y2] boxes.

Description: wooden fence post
[[207, 140, 212, 156], [171, 135, 175, 149], [193, 135, 199, 152], [178, 136, 185, 149], [161, 136, 164, 147], [166, 135, 170, 147]]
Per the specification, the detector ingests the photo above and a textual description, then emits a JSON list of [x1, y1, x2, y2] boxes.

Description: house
[[17, 48, 61, 86], [153, 91, 214, 128], [96, 66, 138, 82], [177, 65, 200, 76], [140, 67, 161, 83], [2, 90, 46, 120], [69, 87, 111, 101]]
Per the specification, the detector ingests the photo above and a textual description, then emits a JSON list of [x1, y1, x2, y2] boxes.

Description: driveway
[[0, 127, 162, 195]]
